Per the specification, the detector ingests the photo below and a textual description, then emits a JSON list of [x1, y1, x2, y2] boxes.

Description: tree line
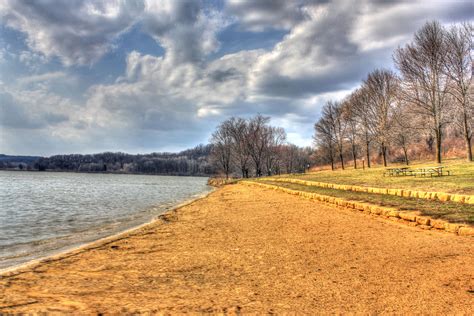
[[210, 115, 312, 178], [314, 20, 472, 170], [0, 145, 216, 176]]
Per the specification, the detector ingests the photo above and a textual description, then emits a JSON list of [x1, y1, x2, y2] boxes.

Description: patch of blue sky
[[210, 24, 287, 59], [72, 23, 164, 87]]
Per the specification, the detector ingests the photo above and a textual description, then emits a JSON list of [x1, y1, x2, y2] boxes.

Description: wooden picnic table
[[383, 167, 411, 176], [383, 166, 451, 177], [411, 166, 450, 177]]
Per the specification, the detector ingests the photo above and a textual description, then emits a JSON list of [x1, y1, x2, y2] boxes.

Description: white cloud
[[226, 0, 310, 31], [0, 0, 144, 66], [1, 0, 472, 155], [143, 0, 230, 65], [17, 71, 68, 86]]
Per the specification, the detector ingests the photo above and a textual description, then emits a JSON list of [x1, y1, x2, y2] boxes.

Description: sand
[[0, 183, 473, 314]]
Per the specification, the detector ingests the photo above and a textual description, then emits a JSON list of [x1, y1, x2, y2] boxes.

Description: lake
[[0, 171, 211, 271]]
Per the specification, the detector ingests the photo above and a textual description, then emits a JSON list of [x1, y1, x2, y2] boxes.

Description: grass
[[277, 158, 474, 195], [258, 180, 474, 225]]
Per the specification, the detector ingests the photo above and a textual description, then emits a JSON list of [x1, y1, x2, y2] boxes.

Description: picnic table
[[384, 166, 451, 177], [411, 166, 451, 177], [383, 167, 411, 176]]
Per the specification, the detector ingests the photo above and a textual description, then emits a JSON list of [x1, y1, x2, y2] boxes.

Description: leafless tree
[[317, 101, 347, 169], [314, 104, 337, 170], [264, 126, 287, 175], [227, 117, 251, 177], [444, 22, 473, 161], [392, 99, 417, 165], [394, 21, 451, 163], [281, 144, 298, 174], [341, 97, 359, 168], [210, 120, 233, 178], [363, 69, 399, 167], [247, 114, 271, 177], [350, 87, 374, 168]]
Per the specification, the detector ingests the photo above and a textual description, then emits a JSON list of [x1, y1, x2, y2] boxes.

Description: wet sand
[[1, 183, 473, 314]]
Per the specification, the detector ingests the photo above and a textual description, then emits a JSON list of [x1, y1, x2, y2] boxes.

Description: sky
[[0, 0, 472, 156]]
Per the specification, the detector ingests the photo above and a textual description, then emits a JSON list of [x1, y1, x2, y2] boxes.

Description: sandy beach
[[1, 183, 473, 314]]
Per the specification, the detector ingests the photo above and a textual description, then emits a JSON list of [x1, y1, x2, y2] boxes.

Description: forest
[[0, 145, 216, 176]]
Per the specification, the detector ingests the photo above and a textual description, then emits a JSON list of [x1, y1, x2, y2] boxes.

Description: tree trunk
[[352, 142, 357, 169], [365, 139, 371, 168], [435, 128, 442, 164], [466, 135, 473, 162], [330, 148, 335, 171], [339, 144, 345, 170], [463, 113, 473, 162], [403, 146, 409, 165], [381, 142, 387, 167]]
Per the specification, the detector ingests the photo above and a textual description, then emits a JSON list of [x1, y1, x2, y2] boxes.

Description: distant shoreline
[[0, 168, 211, 177]]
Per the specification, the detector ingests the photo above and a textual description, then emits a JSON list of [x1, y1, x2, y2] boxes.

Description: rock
[[388, 189, 397, 196], [450, 195, 465, 203], [444, 223, 461, 233], [437, 193, 450, 202], [458, 227, 474, 236], [418, 225, 432, 230], [410, 191, 420, 198], [399, 212, 417, 222], [370, 207, 382, 215], [416, 216, 431, 226], [346, 201, 355, 209], [387, 209, 400, 218], [430, 219, 447, 230], [465, 196, 474, 205]]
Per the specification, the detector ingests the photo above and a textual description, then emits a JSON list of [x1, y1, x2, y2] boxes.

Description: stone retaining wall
[[259, 178, 474, 205], [241, 181, 474, 237]]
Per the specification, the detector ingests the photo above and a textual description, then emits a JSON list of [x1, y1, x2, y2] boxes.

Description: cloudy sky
[[0, 0, 472, 156]]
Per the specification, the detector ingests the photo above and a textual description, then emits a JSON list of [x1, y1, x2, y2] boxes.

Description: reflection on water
[[0, 171, 211, 270]]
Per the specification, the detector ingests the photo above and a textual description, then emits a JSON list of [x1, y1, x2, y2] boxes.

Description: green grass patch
[[258, 179, 474, 225], [277, 158, 474, 195]]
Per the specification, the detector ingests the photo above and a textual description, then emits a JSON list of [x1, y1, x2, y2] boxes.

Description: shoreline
[[0, 187, 216, 277], [1, 183, 472, 314]]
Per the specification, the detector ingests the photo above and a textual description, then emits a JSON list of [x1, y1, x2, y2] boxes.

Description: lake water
[[0, 171, 211, 271]]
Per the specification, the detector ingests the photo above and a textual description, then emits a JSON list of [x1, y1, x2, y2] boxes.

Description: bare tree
[[350, 87, 374, 168], [342, 97, 359, 168], [247, 114, 270, 177], [363, 69, 398, 167], [227, 117, 251, 177], [314, 105, 336, 170], [317, 101, 346, 169], [444, 22, 473, 161], [210, 121, 233, 179], [332, 102, 347, 169], [264, 126, 287, 175], [392, 99, 417, 165], [394, 21, 450, 163], [281, 144, 298, 174]]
